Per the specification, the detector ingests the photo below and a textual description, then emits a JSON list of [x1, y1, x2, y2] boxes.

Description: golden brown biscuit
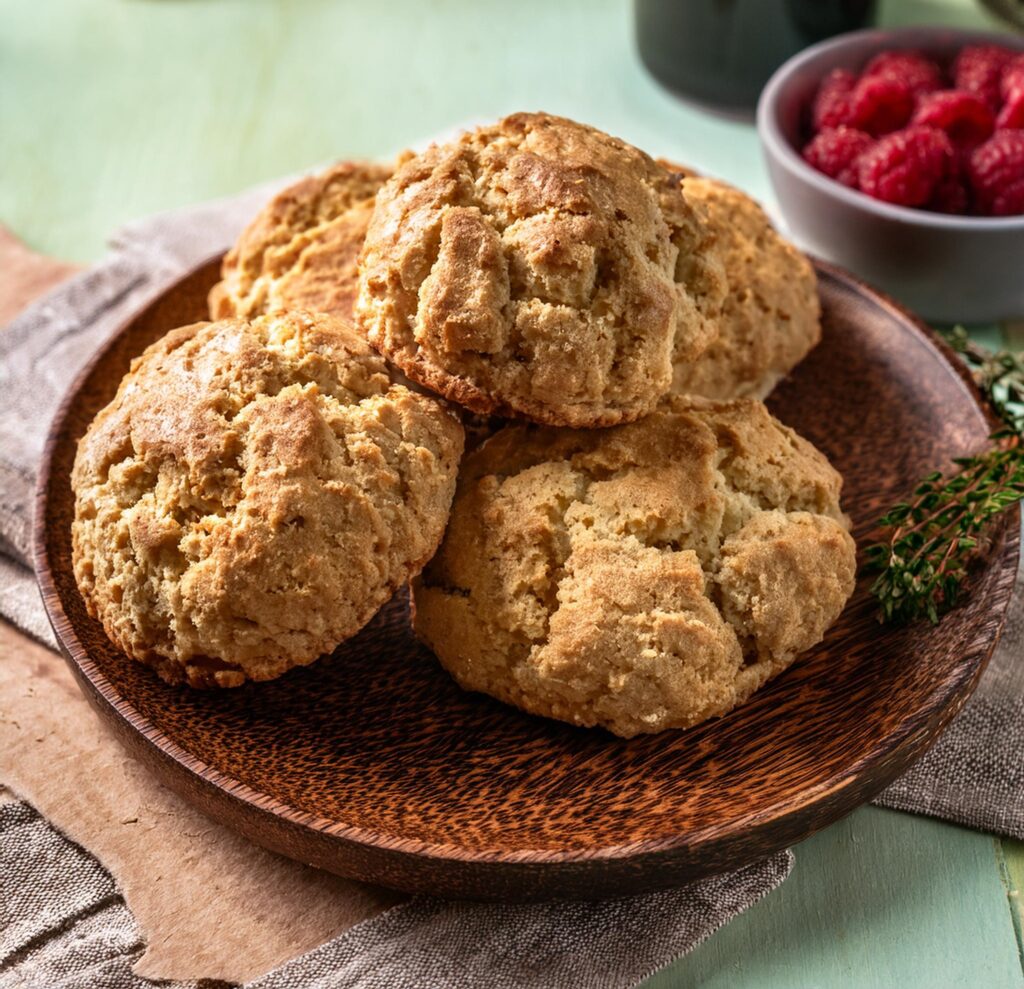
[[413, 396, 855, 737], [209, 158, 503, 447], [72, 311, 464, 688], [671, 176, 821, 399], [210, 160, 392, 321], [357, 113, 727, 428]]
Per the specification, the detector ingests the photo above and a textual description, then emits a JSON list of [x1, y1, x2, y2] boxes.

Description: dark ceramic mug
[[635, 0, 877, 116]]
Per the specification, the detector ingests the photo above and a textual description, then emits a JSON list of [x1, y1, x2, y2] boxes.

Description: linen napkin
[[0, 799, 791, 989], [0, 173, 1021, 988]]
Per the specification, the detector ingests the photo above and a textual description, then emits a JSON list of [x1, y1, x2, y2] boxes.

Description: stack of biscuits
[[72, 113, 856, 737]]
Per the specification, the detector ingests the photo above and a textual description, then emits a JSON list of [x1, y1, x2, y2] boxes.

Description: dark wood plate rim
[[33, 255, 1020, 872]]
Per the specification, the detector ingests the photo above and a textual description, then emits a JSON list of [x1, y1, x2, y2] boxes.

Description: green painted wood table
[[3, 0, 1022, 985]]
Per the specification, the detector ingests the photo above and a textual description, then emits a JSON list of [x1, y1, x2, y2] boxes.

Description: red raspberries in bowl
[[864, 50, 943, 97], [810, 68, 914, 136], [911, 90, 994, 149], [801, 44, 1024, 216], [857, 127, 954, 207], [802, 126, 875, 186], [969, 130, 1024, 216]]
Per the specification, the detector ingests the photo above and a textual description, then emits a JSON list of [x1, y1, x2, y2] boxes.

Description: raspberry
[[848, 74, 914, 136], [863, 50, 943, 97], [804, 45, 1024, 215], [812, 68, 856, 131], [803, 127, 875, 186], [929, 173, 970, 214], [997, 55, 1024, 129], [997, 96, 1024, 130], [968, 130, 1024, 216], [911, 90, 994, 149], [928, 157, 970, 214], [954, 44, 1014, 110], [1001, 54, 1024, 101], [857, 126, 953, 206]]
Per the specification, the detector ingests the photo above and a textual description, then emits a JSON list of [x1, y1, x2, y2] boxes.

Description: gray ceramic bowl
[[758, 27, 1024, 324]]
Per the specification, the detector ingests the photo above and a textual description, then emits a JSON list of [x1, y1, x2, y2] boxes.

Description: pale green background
[[2, 0, 1022, 985]]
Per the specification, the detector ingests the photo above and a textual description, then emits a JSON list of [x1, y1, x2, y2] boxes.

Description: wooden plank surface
[[650, 809, 1023, 988], [2, 0, 1022, 985]]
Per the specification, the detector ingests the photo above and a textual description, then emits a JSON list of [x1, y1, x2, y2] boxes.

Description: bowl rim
[[757, 25, 1024, 231]]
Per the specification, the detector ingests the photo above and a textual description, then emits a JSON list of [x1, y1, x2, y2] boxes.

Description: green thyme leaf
[[868, 328, 1024, 625]]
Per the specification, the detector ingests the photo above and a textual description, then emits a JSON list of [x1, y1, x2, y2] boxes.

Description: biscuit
[[670, 176, 821, 399], [356, 113, 727, 428], [210, 160, 392, 321], [72, 311, 464, 687], [413, 396, 855, 737], [210, 159, 502, 447]]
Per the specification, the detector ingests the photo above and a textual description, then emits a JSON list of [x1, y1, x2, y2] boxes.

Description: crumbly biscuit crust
[[210, 161, 392, 321], [357, 113, 726, 427], [413, 396, 855, 737], [671, 177, 821, 400], [72, 311, 463, 687]]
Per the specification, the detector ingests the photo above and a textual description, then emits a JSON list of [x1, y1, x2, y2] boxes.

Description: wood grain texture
[[32, 255, 1019, 900]]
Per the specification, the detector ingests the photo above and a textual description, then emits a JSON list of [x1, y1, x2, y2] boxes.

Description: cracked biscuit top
[[209, 160, 393, 321], [356, 113, 727, 428], [71, 311, 464, 688], [670, 176, 821, 400], [413, 396, 855, 737]]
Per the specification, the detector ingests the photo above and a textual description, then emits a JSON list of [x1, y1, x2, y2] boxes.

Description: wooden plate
[[35, 257, 1019, 900]]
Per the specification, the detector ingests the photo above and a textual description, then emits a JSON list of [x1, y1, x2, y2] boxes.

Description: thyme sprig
[[867, 329, 1024, 624], [938, 326, 1024, 433]]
